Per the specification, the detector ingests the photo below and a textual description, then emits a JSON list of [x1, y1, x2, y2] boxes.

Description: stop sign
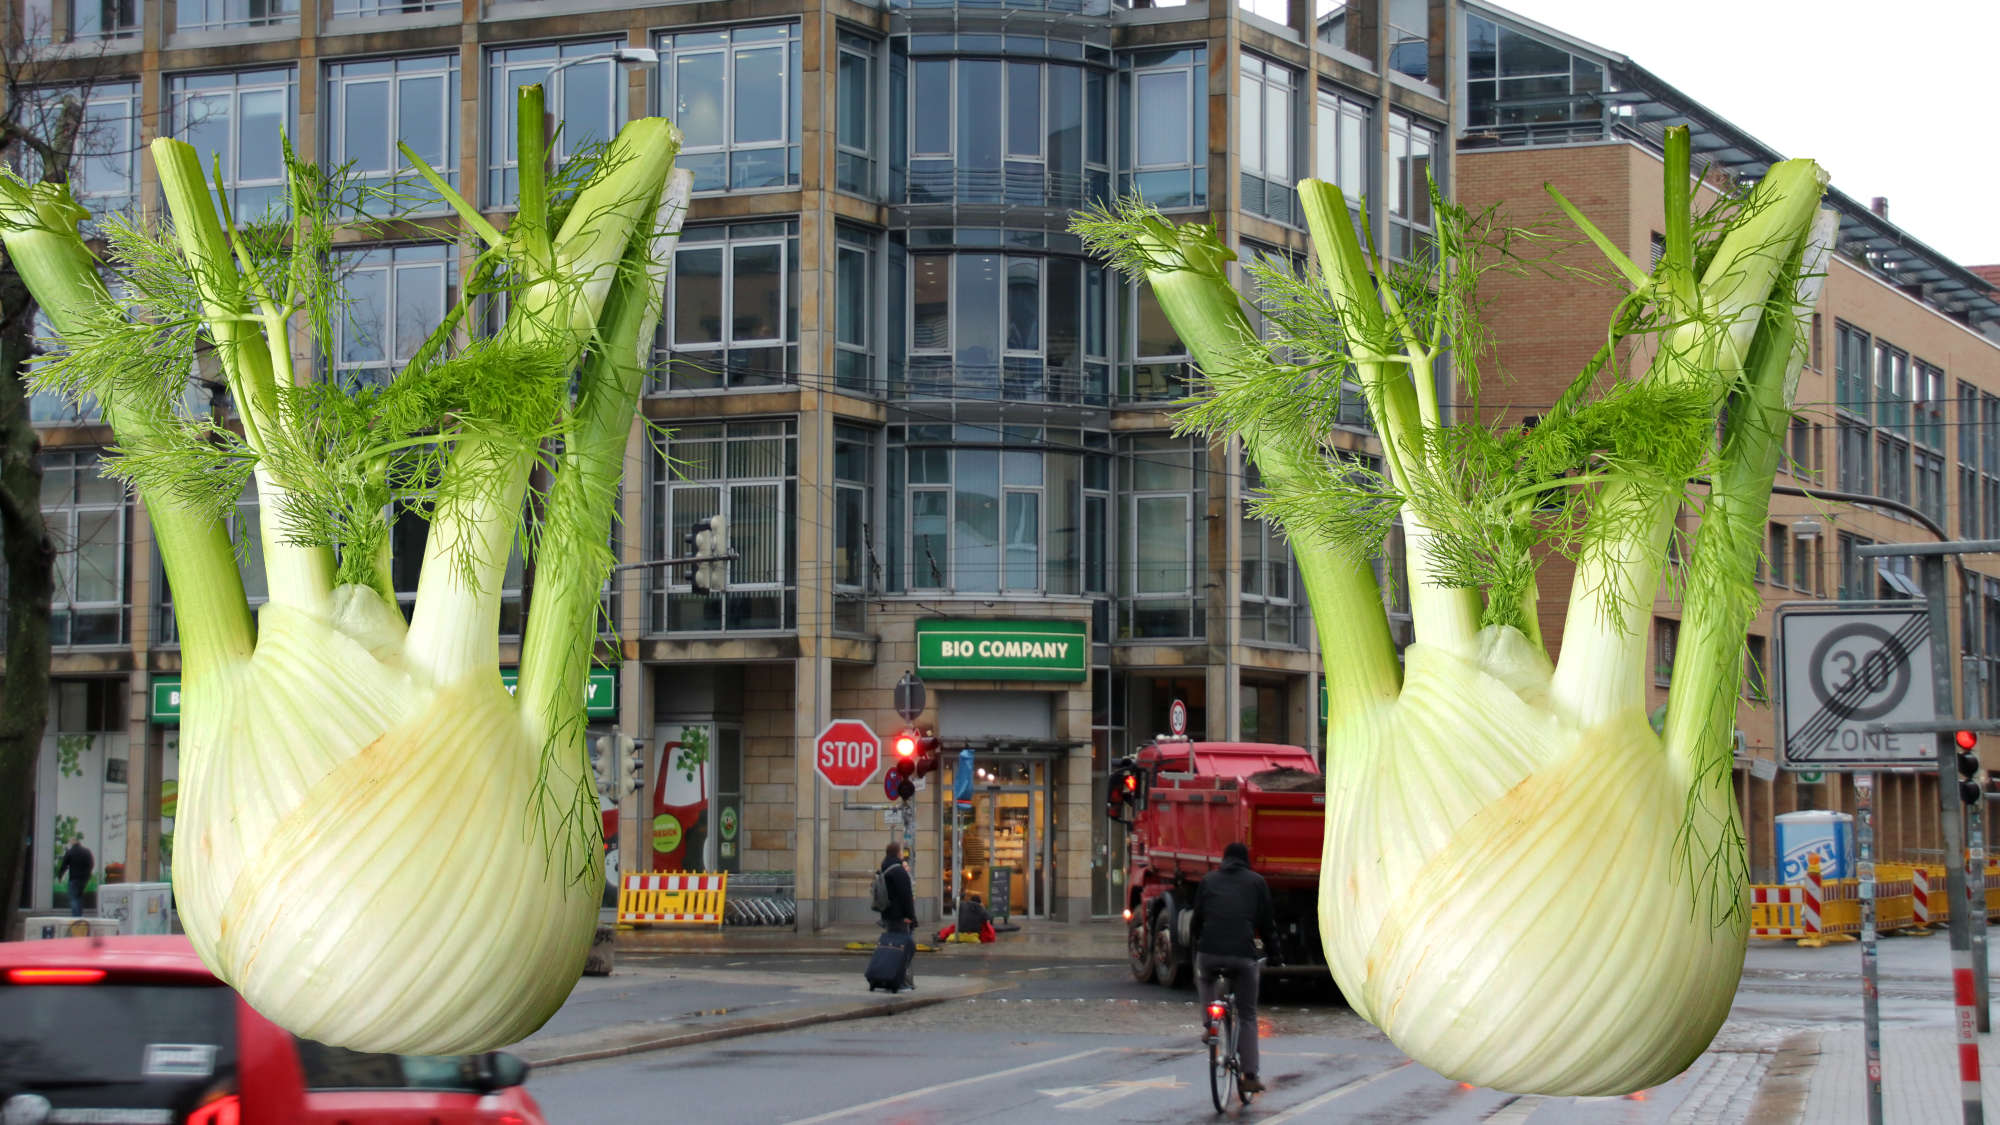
[[814, 719, 881, 789]]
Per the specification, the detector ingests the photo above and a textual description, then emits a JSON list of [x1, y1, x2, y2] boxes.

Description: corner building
[[10, 0, 1995, 922]]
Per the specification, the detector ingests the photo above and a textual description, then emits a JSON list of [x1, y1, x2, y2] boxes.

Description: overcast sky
[[1490, 1, 2000, 268]]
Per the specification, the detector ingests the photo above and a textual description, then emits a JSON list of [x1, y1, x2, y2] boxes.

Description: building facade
[[9, 0, 1998, 923]]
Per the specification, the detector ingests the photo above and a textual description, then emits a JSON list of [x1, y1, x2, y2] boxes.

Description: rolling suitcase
[[865, 929, 915, 992]]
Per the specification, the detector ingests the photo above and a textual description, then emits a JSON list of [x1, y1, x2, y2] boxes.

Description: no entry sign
[[815, 719, 881, 789]]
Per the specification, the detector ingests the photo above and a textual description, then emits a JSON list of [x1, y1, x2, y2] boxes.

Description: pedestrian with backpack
[[865, 841, 917, 992]]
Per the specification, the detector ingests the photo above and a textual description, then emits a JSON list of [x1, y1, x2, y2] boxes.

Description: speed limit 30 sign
[[1775, 604, 1938, 770]]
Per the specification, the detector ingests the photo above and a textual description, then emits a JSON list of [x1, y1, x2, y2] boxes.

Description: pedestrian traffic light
[[1957, 730, 1981, 804]]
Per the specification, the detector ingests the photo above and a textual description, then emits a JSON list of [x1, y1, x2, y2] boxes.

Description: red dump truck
[[1106, 738, 1327, 984]]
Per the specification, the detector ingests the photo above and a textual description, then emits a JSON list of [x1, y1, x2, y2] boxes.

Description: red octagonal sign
[[814, 719, 881, 789]]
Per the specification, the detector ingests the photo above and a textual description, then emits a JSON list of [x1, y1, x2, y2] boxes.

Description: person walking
[[876, 841, 918, 990], [1190, 841, 1282, 1094], [56, 835, 94, 918]]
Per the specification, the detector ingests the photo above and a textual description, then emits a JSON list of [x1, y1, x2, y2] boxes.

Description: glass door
[[942, 755, 1055, 919]]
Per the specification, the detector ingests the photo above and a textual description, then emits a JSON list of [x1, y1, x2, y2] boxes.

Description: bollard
[[1799, 854, 1827, 948]]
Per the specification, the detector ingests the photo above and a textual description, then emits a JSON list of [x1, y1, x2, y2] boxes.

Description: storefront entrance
[[942, 755, 1055, 920]]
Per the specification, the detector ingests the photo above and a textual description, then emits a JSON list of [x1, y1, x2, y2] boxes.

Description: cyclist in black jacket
[[1189, 841, 1282, 1093]]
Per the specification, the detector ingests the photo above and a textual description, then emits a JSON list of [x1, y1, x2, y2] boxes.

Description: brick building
[[9, 0, 1995, 924]]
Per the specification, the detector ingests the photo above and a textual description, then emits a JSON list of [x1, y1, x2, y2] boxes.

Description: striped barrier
[[618, 871, 729, 927], [1750, 859, 2000, 945], [1750, 883, 1809, 938]]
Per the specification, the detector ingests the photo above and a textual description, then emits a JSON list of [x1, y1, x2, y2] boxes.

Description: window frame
[[164, 66, 299, 216], [323, 54, 460, 214], [484, 39, 626, 206], [657, 23, 803, 195], [660, 220, 800, 393]]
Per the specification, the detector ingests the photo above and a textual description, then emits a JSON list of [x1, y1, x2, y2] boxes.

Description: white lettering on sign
[[937, 639, 1072, 661], [817, 741, 875, 769]]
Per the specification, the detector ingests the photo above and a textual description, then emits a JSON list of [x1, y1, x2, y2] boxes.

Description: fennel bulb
[[0, 90, 689, 1053], [1076, 128, 1831, 1094]]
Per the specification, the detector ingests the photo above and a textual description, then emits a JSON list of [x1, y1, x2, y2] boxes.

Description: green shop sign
[[153, 669, 619, 725], [500, 668, 620, 719], [151, 677, 182, 725], [915, 619, 1087, 683]]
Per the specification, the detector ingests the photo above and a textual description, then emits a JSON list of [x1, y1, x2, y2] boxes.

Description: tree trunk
[[0, 258, 54, 938]]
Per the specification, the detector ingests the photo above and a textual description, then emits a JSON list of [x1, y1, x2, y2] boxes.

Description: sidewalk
[[612, 914, 1129, 961], [1742, 934, 2000, 1124], [514, 961, 991, 1068]]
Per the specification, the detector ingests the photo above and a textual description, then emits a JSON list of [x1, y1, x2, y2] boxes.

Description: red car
[[0, 935, 546, 1124]]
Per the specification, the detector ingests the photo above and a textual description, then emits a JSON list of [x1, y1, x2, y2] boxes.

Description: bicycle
[[1201, 969, 1253, 1112]]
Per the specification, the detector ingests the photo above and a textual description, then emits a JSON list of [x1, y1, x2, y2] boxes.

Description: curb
[[517, 988, 976, 1069], [615, 937, 1127, 962]]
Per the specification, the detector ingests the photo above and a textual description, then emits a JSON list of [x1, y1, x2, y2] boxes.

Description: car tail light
[[187, 1094, 240, 1125], [6, 967, 106, 984], [497, 1116, 526, 1125], [1206, 1002, 1226, 1021]]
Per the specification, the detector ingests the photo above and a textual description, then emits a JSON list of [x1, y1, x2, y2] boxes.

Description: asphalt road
[[523, 937, 1981, 1123], [521, 955, 1804, 1123]]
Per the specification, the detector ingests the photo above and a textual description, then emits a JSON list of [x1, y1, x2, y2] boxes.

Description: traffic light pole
[[1856, 770, 1884, 1125]]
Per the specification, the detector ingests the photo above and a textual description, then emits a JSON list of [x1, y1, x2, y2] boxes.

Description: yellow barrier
[[1750, 857, 2000, 945], [618, 871, 728, 927]]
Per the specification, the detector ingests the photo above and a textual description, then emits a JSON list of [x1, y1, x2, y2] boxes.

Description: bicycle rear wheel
[[1208, 1007, 1237, 1112]]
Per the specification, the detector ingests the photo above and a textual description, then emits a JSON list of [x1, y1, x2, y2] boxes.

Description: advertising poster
[[652, 723, 713, 871]]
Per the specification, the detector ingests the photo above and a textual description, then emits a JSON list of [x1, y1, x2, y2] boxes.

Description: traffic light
[[686, 515, 729, 593], [893, 729, 919, 798], [1956, 730, 1981, 804], [913, 731, 942, 779]]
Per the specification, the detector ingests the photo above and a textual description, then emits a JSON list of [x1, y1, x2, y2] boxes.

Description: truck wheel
[[1151, 921, 1180, 987], [1128, 920, 1156, 983]]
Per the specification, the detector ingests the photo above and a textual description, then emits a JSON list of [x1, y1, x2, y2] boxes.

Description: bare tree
[[0, 16, 130, 935]]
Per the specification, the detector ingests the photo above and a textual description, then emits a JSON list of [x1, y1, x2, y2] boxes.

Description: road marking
[[1483, 1095, 1547, 1122], [1261, 1060, 1416, 1124], [783, 1047, 1118, 1125], [1042, 1077, 1187, 1109]]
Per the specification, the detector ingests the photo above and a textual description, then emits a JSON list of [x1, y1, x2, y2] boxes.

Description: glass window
[[177, 0, 294, 32], [662, 222, 799, 391], [1239, 54, 1297, 226], [24, 0, 144, 41], [13, 82, 141, 223], [1119, 433, 1203, 639], [1123, 47, 1206, 209], [837, 33, 876, 195], [329, 0, 450, 16], [1387, 110, 1438, 261], [1315, 86, 1368, 204], [1386, 0, 1428, 80], [166, 68, 297, 217], [325, 56, 458, 214], [835, 227, 875, 393], [485, 41, 623, 205], [1123, 282, 1189, 402], [1134, 69, 1189, 167], [661, 24, 802, 194], [650, 420, 797, 632], [40, 449, 127, 647], [913, 60, 952, 156], [1835, 322, 1870, 415], [329, 244, 455, 388]]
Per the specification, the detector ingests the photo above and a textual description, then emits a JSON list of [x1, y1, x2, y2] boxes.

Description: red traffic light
[[1123, 774, 1138, 792], [894, 732, 919, 759], [1959, 730, 1980, 751]]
